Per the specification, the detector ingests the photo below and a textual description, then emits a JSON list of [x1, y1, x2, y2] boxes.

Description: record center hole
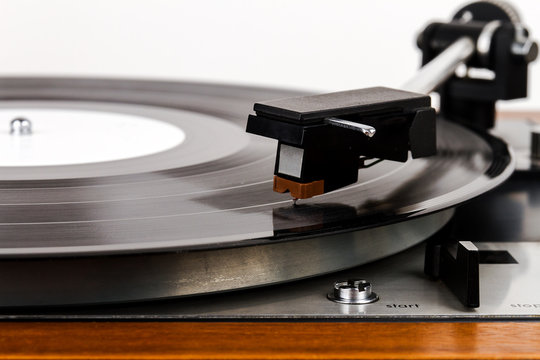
[[10, 117, 32, 135]]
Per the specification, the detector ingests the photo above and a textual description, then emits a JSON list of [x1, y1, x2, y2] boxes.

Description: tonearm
[[246, 1, 537, 200]]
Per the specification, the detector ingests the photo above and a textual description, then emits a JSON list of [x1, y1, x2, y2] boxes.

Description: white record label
[[0, 108, 185, 166]]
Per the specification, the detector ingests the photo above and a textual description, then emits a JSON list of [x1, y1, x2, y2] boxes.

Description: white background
[[0, 0, 539, 110]]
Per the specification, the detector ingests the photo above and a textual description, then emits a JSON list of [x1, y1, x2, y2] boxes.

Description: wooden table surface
[[0, 322, 540, 359]]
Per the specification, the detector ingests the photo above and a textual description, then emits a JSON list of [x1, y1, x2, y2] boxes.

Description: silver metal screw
[[10, 117, 32, 135], [327, 279, 379, 304]]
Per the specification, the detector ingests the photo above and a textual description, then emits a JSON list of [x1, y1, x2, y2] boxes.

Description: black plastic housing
[[247, 87, 436, 193]]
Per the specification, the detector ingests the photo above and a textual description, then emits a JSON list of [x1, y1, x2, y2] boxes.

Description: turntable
[[1, 1, 540, 358]]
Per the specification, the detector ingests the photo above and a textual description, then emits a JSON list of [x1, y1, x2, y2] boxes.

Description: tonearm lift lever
[[247, 1, 537, 200]]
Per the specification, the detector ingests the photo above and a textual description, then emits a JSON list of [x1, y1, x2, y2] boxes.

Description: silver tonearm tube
[[402, 37, 475, 94]]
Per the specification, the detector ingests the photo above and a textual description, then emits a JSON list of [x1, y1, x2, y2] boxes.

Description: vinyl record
[[0, 77, 513, 306]]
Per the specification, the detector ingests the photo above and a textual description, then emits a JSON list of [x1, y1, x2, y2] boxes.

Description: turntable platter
[[0, 77, 513, 306]]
